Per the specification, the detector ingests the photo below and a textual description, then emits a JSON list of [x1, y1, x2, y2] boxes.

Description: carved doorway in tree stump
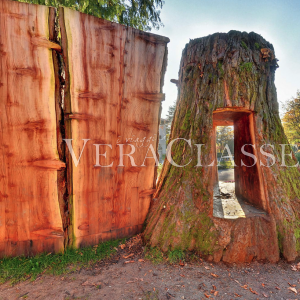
[[144, 31, 300, 263], [212, 108, 268, 220]]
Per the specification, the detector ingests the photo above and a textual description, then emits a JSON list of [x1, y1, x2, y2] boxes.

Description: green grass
[[167, 249, 185, 264], [0, 239, 123, 284], [144, 247, 186, 265], [144, 247, 164, 264]]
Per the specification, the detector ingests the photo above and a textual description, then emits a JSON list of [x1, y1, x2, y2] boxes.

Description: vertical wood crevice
[[58, 7, 74, 247], [49, 7, 70, 248]]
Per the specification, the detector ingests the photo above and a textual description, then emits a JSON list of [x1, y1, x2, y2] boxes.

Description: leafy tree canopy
[[165, 101, 176, 135], [283, 90, 300, 146], [216, 126, 234, 157], [15, 0, 164, 31]]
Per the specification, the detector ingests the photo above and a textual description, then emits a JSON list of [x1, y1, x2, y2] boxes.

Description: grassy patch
[[167, 249, 185, 264], [0, 239, 123, 284], [145, 247, 187, 265], [143, 290, 159, 300], [144, 247, 164, 264]]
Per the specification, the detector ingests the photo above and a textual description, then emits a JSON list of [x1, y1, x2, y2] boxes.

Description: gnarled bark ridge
[[144, 31, 300, 263]]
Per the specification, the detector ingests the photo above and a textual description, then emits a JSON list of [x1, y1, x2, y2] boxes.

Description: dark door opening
[[212, 109, 268, 219]]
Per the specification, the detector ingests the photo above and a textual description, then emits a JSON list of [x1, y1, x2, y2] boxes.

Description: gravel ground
[[1, 236, 300, 300]]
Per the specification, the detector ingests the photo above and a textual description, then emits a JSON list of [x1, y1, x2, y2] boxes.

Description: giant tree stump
[[144, 31, 300, 263]]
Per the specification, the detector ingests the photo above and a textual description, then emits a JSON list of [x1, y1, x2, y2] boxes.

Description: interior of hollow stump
[[212, 108, 268, 219]]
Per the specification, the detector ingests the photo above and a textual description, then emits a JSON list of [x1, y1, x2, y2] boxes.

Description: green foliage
[[216, 126, 234, 157], [144, 247, 186, 264], [165, 101, 176, 135], [167, 249, 185, 264], [0, 239, 122, 284], [218, 160, 234, 169], [14, 0, 164, 31], [239, 62, 253, 73], [241, 40, 248, 49], [282, 91, 300, 146], [144, 247, 164, 264], [254, 42, 260, 50]]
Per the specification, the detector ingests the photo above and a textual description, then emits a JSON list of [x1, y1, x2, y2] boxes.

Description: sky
[[152, 0, 300, 118]]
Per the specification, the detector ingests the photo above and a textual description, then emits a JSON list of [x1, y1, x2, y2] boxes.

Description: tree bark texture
[[144, 31, 300, 263]]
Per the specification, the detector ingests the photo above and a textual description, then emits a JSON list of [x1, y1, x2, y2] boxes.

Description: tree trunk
[[144, 31, 300, 263]]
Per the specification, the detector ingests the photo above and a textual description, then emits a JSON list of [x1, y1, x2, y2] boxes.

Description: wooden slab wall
[[59, 7, 169, 247], [0, 0, 64, 257], [0, 0, 169, 256]]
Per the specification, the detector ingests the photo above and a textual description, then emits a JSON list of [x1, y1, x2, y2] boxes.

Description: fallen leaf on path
[[288, 287, 297, 294], [138, 259, 145, 262], [288, 282, 296, 287], [179, 260, 185, 266], [291, 262, 300, 271], [120, 244, 126, 249], [210, 273, 219, 278], [234, 293, 241, 297], [275, 287, 280, 290], [214, 291, 219, 296], [262, 292, 268, 298], [180, 274, 185, 277], [123, 253, 134, 259], [204, 294, 210, 298], [135, 278, 143, 281], [241, 284, 248, 290], [291, 265, 298, 271], [204, 266, 210, 270], [249, 287, 258, 295], [124, 260, 135, 264]]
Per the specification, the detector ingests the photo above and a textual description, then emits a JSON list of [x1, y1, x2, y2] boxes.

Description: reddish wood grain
[[0, 0, 64, 257], [60, 7, 168, 248]]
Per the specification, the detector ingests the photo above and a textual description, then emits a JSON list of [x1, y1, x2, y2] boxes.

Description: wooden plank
[[60, 7, 168, 247], [60, 8, 126, 247], [0, 0, 64, 257], [120, 26, 167, 230]]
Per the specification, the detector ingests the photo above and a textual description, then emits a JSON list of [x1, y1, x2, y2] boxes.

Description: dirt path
[[1, 236, 300, 300]]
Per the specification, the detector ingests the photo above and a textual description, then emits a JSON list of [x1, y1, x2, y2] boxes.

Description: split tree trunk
[[144, 31, 300, 263]]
